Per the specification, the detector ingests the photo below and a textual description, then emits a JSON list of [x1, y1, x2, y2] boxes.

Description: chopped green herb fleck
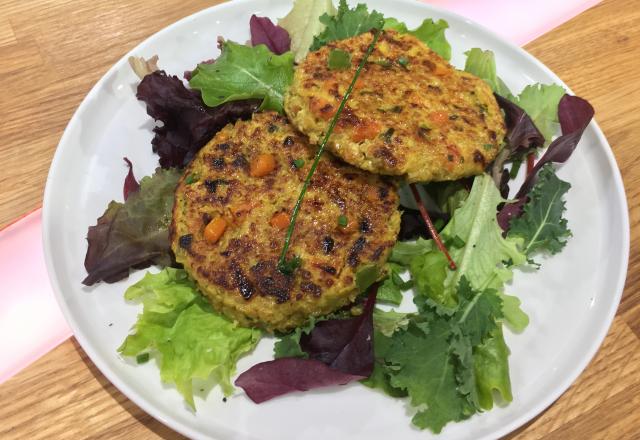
[[381, 128, 395, 144], [371, 58, 392, 68], [483, 143, 494, 151], [185, 174, 198, 185], [136, 353, 150, 364], [293, 159, 305, 168], [328, 49, 352, 70], [278, 255, 302, 275], [378, 105, 403, 113], [338, 215, 348, 227], [397, 56, 410, 69]]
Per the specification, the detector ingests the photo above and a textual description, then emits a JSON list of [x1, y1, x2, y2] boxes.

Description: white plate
[[42, 1, 629, 439]]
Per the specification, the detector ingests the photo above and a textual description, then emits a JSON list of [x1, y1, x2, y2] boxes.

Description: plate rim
[[41, 0, 630, 439]]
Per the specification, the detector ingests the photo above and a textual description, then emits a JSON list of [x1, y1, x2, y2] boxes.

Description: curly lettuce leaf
[[189, 41, 294, 113], [508, 164, 572, 256], [310, 0, 384, 51], [119, 268, 261, 408], [385, 17, 451, 60], [279, 0, 337, 62], [83, 167, 181, 285], [463, 48, 513, 99]]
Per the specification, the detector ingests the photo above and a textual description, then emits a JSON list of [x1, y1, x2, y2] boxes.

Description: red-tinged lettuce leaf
[[491, 94, 544, 187], [235, 358, 363, 404], [83, 167, 181, 285], [122, 157, 140, 201], [235, 287, 378, 403], [250, 15, 291, 55], [514, 95, 594, 199], [299, 286, 377, 376], [498, 95, 594, 230], [136, 70, 259, 168]]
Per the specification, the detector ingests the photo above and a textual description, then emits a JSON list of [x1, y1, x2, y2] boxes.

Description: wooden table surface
[[1, 0, 639, 438]]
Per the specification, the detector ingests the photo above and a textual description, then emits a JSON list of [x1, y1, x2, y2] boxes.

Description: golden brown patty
[[170, 112, 400, 332], [284, 30, 506, 183]]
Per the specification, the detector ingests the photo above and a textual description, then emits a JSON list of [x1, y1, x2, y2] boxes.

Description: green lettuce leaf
[[189, 41, 294, 113], [310, 0, 384, 51], [473, 325, 512, 410], [513, 83, 566, 144], [384, 17, 451, 60], [273, 318, 318, 359], [463, 48, 513, 99], [377, 277, 403, 305], [373, 308, 410, 337], [440, 174, 525, 297], [278, 0, 337, 62], [499, 291, 529, 333], [83, 167, 181, 285], [508, 164, 572, 256], [119, 268, 261, 408]]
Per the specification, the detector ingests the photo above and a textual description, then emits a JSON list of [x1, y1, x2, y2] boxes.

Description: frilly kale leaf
[[508, 164, 572, 256]]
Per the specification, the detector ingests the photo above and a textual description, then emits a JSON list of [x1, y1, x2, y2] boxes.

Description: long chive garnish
[[278, 29, 383, 275]]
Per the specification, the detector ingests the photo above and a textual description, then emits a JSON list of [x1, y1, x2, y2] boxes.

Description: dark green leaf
[[508, 164, 572, 256], [311, 0, 384, 50], [387, 321, 470, 433]]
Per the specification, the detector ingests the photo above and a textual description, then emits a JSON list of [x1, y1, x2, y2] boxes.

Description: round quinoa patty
[[170, 112, 400, 332], [284, 30, 506, 183]]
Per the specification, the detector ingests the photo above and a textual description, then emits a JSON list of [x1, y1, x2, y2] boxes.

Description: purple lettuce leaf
[[235, 358, 363, 404], [136, 70, 259, 168], [514, 95, 594, 199], [235, 287, 378, 402], [122, 157, 140, 201], [249, 15, 291, 55], [300, 287, 377, 376], [83, 168, 181, 285], [498, 95, 594, 230], [491, 95, 544, 187]]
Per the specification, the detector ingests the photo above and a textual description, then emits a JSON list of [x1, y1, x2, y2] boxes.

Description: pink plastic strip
[[0, 0, 602, 384], [0, 209, 72, 384], [425, 0, 602, 46]]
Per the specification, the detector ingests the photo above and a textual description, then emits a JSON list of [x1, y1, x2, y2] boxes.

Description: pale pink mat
[[0, 0, 602, 384]]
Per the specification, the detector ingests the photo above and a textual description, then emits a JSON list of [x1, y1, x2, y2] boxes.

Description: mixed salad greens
[[82, 0, 594, 434]]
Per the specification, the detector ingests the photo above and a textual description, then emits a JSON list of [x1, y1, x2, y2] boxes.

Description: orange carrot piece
[[270, 212, 291, 230], [250, 154, 277, 177], [204, 217, 227, 243]]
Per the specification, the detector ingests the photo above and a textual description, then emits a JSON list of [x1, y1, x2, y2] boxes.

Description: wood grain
[[1, 0, 639, 438]]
